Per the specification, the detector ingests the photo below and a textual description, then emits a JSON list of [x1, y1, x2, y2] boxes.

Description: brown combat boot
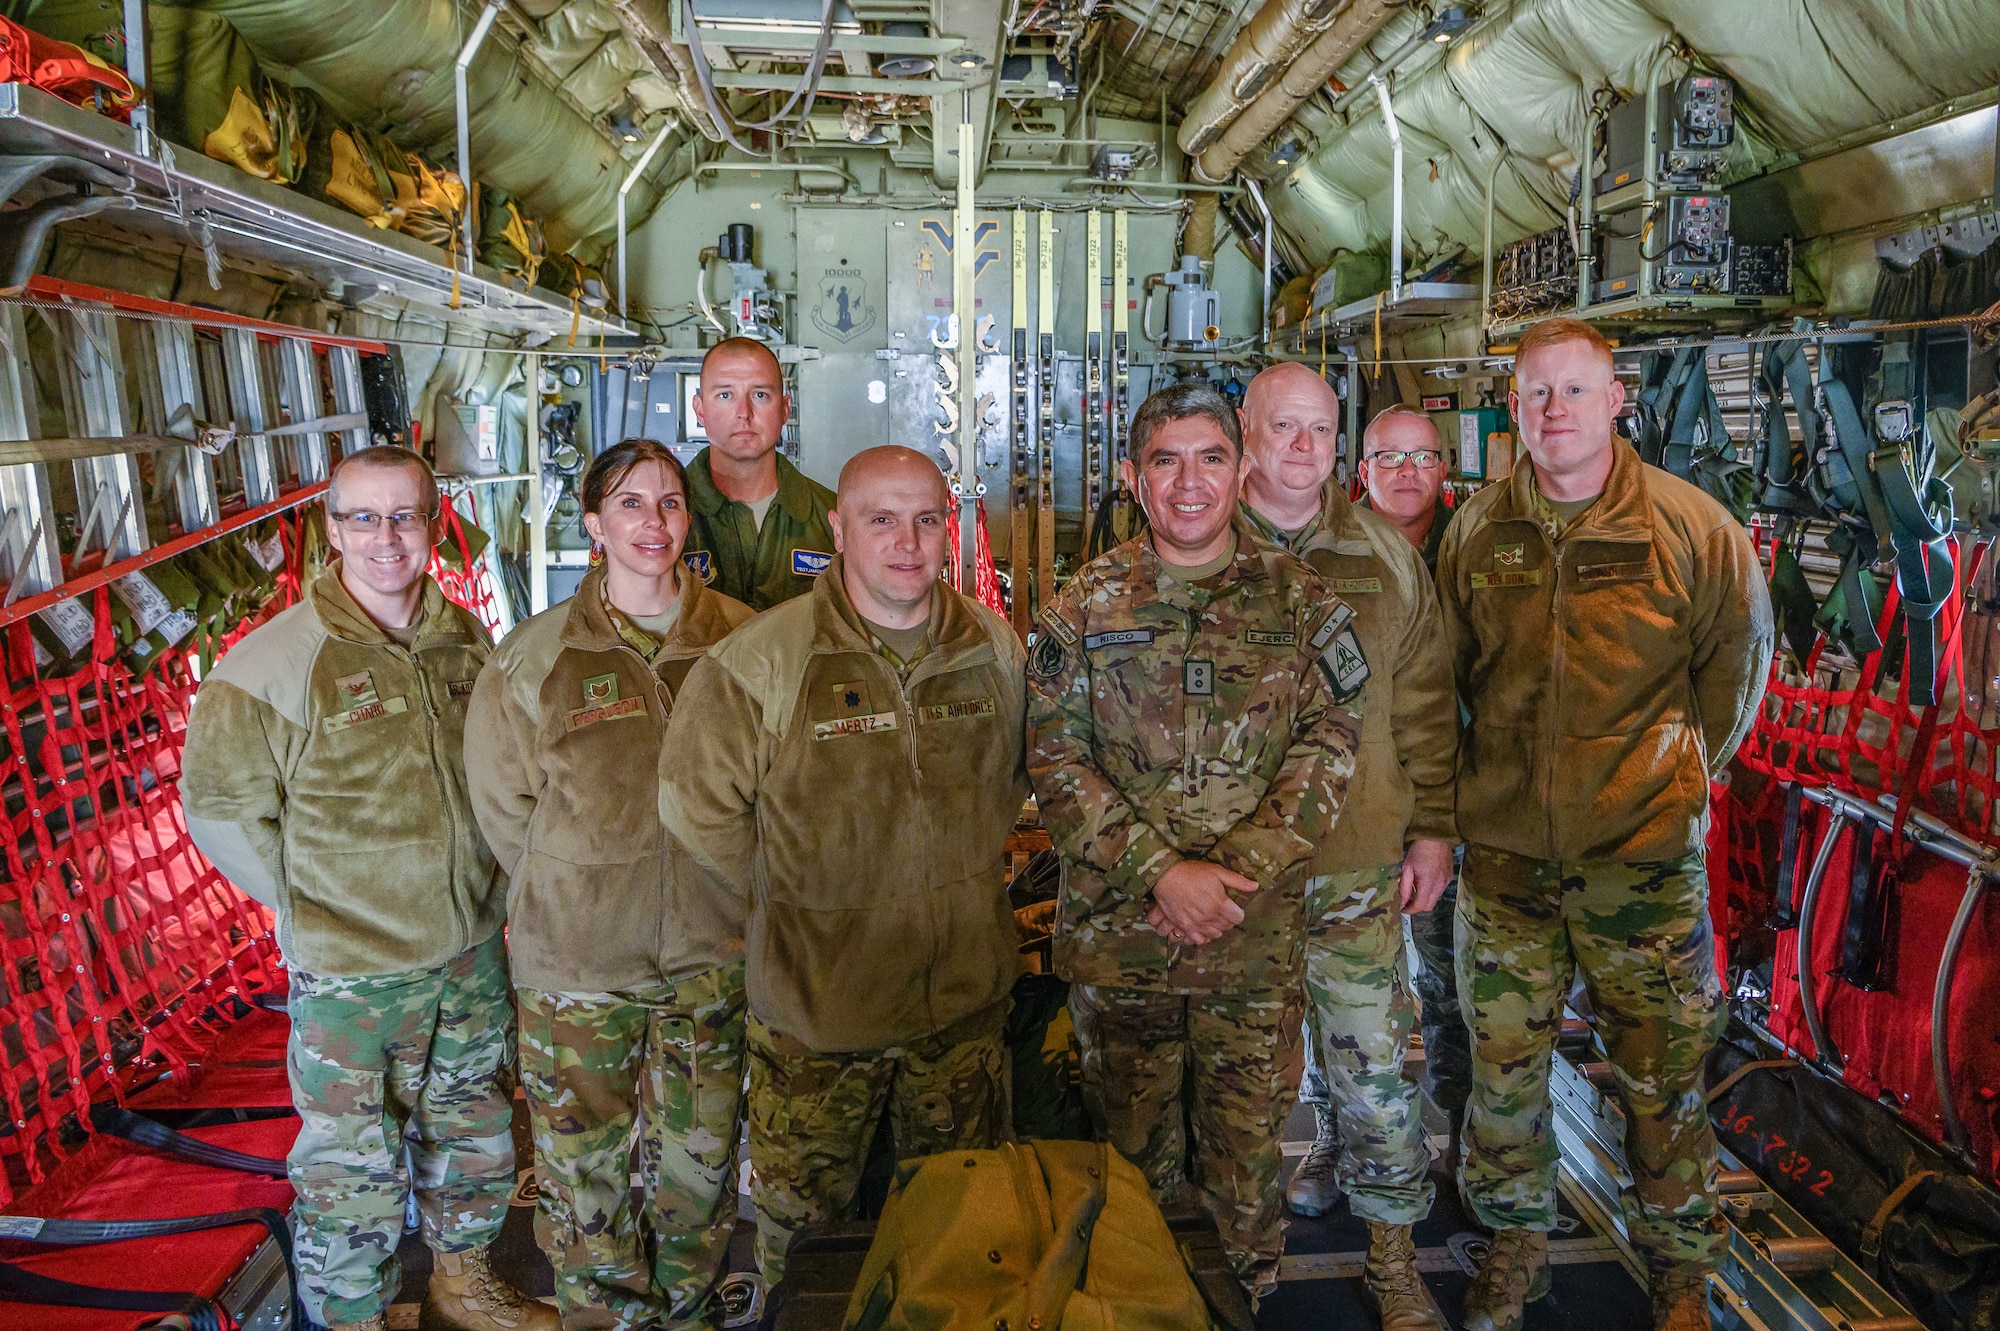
[[1285, 1101, 1343, 1216], [1461, 1227, 1551, 1331], [1359, 1222, 1448, 1330], [329, 1318, 387, 1331], [427, 1247, 561, 1331], [1650, 1261, 1712, 1331]]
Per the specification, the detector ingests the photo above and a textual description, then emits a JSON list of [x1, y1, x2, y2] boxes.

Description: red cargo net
[[946, 500, 1006, 618], [427, 494, 507, 637], [0, 506, 496, 1209]]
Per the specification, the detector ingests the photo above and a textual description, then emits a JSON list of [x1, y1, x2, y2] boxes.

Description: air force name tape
[[792, 549, 833, 576], [1309, 602, 1369, 703]]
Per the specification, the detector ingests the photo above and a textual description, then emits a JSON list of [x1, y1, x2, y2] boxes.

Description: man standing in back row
[[1238, 366, 1457, 1331], [684, 337, 839, 610], [1438, 318, 1773, 1331], [1028, 383, 1361, 1302]]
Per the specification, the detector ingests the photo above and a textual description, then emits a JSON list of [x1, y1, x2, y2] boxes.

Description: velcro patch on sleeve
[[1318, 625, 1370, 703]]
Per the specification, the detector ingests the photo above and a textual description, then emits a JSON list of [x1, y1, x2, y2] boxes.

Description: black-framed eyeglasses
[[1362, 449, 1443, 470], [329, 509, 438, 535]]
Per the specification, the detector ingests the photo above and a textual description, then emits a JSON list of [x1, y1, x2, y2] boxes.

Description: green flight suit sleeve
[[1392, 567, 1460, 846], [463, 658, 538, 880], [658, 653, 764, 901], [1688, 518, 1776, 775], [179, 680, 287, 908], [1025, 606, 1183, 907], [1208, 605, 1361, 886]]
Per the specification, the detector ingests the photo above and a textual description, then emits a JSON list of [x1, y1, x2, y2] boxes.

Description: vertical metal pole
[[146, 320, 219, 533], [326, 346, 372, 457], [1243, 177, 1273, 349], [222, 328, 281, 507], [618, 121, 677, 321], [121, 0, 153, 157], [0, 306, 59, 597], [63, 312, 148, 560], [954, 93, 978, 598], [1481, 148, 1510, 331], [1373, 76, 1403, 306], [525, 352, 547, 614], [455, 0, 504, 282], [276, 338, 331, 485]]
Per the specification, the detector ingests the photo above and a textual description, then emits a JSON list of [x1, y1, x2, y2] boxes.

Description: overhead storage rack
[[0, 84, 633, 344]]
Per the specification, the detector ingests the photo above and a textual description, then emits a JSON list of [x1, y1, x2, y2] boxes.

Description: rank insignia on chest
[[829, 681, 872, 717], [1183, 659, 1214, 696], [683, 550, 714, 584], [335, 671, 380, 707], [1494, 543, 1526, 569], [582, 673, 619, 707]]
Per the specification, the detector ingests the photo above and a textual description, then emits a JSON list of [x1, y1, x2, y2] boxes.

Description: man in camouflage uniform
[[1027, 383, 1361, 1301], [661, 446, 1028, 1286], [683, 337, 839, 610], [1436, 319, 1773, 1331], [1239, 367, 1457, 1330], [181, 449, 555, 1331]]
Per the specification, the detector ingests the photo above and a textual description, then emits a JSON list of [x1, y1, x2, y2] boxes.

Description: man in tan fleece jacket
[[181, 448, 554, 1331], [659, 445, 1027, 1287]]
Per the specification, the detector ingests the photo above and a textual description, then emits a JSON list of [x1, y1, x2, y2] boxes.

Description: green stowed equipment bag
[[843, 1141, 1229, 1331], [1633, 344, 1754, 523]]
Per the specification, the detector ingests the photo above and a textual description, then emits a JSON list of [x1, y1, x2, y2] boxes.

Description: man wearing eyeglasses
[[182, 448, 555, 1331], [1238, 366, 1457, 1331]]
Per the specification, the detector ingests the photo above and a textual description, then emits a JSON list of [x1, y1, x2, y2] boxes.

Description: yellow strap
[[1372, 292, 1385, 375], [449, 230, 461, 310], [568, 294, 580, 348]]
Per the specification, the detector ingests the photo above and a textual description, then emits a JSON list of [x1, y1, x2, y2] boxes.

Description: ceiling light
[[612, 114, 642, 142], [876, 21, 934, 78], [1271, 137, 1302, 167], [948, 50, 987, 70], [1422, 6, 1473, 42]]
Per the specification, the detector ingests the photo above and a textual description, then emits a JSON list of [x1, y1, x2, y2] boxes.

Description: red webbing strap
[[945, 500, 1007, 618]]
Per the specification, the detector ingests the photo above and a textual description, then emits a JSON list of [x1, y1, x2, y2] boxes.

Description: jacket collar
[[1356, 491, 1452, 565], [310, 565, 465, 650], [1239, 494, 1323, 551], [560, 562, 731, 661], [689, 449, 818, 524], [1131, 511, 1274, 610], [1495, 436, 1655, 543], [808, 555, 991, 669]]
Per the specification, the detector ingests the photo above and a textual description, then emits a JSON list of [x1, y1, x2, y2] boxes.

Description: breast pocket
[[1085, 629, 1183, 775]]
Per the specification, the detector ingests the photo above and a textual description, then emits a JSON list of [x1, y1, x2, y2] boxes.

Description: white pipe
[[455, 1, 505, 278], [1373, 75, 1403, 305], [525, 351, 547, 615], [618, 121, 677, 320], [1243, 176, 1273, 349]]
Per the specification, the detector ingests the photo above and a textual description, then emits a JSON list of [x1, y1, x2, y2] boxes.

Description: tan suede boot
[[329, 1317, 387, 1331], [1650, 1261, 1713, 1331], [1359, 1222, 1449, 1330], [1462, 1227, 1551, 1331], [427, 1248, 561, 1331], [1285, 1101, 1343, 1216]]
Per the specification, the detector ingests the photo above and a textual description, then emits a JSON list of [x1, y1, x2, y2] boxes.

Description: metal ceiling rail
[[0, 84, 633, 343]]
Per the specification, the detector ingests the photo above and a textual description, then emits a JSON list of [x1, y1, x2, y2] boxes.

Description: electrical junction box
[[1456, 406, 1509, 479]]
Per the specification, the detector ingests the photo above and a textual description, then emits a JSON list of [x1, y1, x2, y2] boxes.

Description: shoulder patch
[[1029, 633, 1067, 679], [1317, 623, 1370, 703], [683, 550, 714, 584], [1038, 606, 1080, 648]]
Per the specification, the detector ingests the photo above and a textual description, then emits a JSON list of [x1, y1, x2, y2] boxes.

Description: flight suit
[[1244, 490, 1458, 1227], [181, 570, 509, 1328], [682, 449, 837, 611], [465, 566, 755, 1329], [1026, 519, 1360, 1296], [659, 562, 1029, 1284], [1436, 439, 1773, 1273]]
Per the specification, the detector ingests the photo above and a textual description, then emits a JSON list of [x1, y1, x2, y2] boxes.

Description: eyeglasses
[[329, 509, 437, 535], [1362, 449, 1443, 470]]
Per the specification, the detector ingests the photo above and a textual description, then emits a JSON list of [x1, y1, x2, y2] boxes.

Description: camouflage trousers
[[1297, 867, 1434, 1226], [1456, 846, 1729, 1272], [1300, 859, 1471, 1129], [516, 964, 746, 1330], [286, 930, 517, 1325], [1069, 984, 1303, 1299], [747, 1000, 1009, 1285]]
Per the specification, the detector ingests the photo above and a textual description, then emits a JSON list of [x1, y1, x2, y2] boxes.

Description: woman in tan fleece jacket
[[464, 439, 754, 1329]]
